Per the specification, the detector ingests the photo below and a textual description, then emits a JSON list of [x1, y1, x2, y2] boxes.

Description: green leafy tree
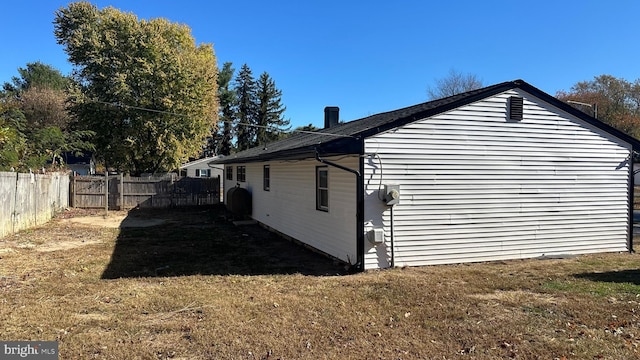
[[255, 72, 289, 145], [556, 75, 640, 138], [54, 2, 218, 175], [0, 103, 27, 170], [32, 126, 95, 166], [234, 64, 257, 152], [0, 61, 93, 171]]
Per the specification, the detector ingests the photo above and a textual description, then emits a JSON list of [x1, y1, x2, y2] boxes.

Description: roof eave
[[359, 81, 519, 139], [211, 137, 362, 165]]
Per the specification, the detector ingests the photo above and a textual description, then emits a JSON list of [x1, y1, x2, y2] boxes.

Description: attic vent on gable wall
[[509, 96, 524, 121]]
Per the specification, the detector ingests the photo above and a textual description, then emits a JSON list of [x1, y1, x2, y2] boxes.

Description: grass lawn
[[1, 205, 640, 359]]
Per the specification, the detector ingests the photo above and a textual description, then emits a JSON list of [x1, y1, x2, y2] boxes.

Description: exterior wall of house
[[223, 156, 358, 264], [363, 89, 632, 269], [182, 160, 223, 179], [68, 163, 94, 176]]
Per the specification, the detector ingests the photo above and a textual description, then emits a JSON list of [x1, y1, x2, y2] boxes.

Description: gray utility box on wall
[[383, 184, 400, 206], [367, 228, 385, 244]]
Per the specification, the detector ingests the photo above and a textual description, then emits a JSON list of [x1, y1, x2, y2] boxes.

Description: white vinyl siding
[[363, 89, 631, 269], [180, 157, 224, 180], [223, 157, 358, 264]]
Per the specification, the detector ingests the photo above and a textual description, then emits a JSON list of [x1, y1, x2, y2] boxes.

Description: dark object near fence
[[226, 186, 252, 216]]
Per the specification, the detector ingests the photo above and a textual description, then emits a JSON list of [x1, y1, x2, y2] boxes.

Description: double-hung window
[[237, 166, 246, 182], [263, 165, 270, 191], [225, 166, 233, 180], [316, 166, 328, 211]]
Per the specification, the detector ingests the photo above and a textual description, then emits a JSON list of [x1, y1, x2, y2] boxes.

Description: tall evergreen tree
[[217, 62, 236, 156], [234, 64, 257, 152], [3, 61, 70, 94], [255, 72, 289, 145]]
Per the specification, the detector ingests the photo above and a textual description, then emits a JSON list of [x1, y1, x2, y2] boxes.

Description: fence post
[[217, 174, 221, 203], [119, 173, 124, 210], [104, 173, 108, 214], [12, 172, 18, 234], [71, 173, 76, 208]]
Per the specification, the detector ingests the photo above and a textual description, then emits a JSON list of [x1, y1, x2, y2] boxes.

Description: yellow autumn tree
[[54, 2, 218, 174]]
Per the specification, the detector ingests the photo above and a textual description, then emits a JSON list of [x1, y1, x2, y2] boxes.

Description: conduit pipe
[[315, 151, 364, 271]]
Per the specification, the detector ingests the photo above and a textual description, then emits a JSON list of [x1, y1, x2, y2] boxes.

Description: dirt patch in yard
[[62, 211, 166, 228], [0, 209, 169, 253], [0, 205, 347, 277]]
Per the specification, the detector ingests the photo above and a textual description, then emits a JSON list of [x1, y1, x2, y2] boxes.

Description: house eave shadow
[[101, 205, 348, 279]]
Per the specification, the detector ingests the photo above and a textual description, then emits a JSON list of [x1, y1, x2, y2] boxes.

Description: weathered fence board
[[71, 174, 220, 209], [0, 172, 69, 238]]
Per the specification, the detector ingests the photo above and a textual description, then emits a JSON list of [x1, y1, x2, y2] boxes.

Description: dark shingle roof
[[212, 79, 640, 164]]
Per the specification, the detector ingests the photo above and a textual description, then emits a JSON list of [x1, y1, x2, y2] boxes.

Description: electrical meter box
[[383, 184, 400, 206]]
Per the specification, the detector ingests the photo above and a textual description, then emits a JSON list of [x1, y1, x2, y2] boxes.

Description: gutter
[[630, 150, 637, 253], [315, 149, 365, 272]]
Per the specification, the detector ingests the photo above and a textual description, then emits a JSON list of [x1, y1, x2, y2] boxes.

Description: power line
[[89, 99, 355, 139], [92, 99, 187, 117]]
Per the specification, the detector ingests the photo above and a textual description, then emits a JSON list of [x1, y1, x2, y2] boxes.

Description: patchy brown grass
[[1, 206, 640, 359]]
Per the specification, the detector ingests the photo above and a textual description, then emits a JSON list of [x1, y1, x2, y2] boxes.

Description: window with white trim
[[316, 166, 328, 211], [226, 166, 233, 180]]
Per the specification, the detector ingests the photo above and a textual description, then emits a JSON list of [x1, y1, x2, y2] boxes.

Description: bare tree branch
[[427, 69, 483, 100]]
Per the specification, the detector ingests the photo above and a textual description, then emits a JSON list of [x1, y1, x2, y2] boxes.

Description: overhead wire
[[88, 99, 356, 139]]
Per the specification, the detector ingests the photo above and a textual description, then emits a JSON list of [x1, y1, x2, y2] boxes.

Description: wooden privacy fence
[[0, 171, 69, 238], [70, 174, 220, 210]]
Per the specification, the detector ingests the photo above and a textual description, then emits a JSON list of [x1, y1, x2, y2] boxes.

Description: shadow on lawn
[[574, 269, 640, 285], [101, 205, 347, 279]]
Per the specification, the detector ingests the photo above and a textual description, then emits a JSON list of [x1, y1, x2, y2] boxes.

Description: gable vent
[[509, 96, 524, 120]]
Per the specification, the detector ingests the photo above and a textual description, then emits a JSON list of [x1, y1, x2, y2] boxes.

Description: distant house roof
[[212, 80, 640, 165], [180, 155, 223, 169]]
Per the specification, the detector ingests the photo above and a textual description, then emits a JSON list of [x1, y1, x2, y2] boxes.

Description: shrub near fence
[[0, 171, 69, 238]]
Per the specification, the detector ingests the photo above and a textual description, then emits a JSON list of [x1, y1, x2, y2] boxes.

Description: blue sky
[[1, 0, 639, 129]]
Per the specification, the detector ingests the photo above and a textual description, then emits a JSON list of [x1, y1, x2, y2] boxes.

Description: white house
[[63, 152, 96, 175], [212, 80, 639, 271], [180, 156, 224, 179]]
